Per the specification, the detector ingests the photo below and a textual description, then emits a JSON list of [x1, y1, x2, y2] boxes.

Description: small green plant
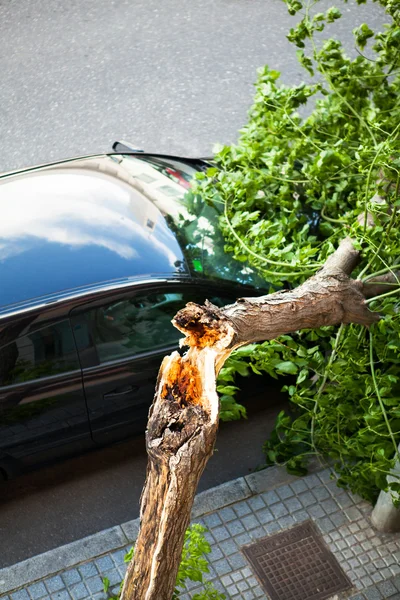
[[102, 524, 225, 599], [193, 0, 400, 503]]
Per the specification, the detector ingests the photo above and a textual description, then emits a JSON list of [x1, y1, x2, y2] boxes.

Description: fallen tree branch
[[121, 237, 380, 600], [362, 270, 400, 298]]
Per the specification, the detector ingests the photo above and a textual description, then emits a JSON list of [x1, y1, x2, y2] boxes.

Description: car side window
[[79, 289, 234, 364], [0, 319, 81, 387]]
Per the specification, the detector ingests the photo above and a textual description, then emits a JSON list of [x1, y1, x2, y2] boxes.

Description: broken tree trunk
[[120, 237, 380, 600]]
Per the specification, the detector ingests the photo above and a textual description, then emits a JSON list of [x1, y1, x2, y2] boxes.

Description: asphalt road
[[0, 0, 384, 173], [0, 379, 287, 568], [0, 0, 386, 570]]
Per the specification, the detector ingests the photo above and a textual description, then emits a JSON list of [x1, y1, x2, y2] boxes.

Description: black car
[[0, 142, 265, 479]]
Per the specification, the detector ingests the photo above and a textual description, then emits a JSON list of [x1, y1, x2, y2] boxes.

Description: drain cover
[[242, 520, 351, 600]]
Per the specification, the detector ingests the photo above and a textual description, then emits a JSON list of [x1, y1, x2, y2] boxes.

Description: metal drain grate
[[242, 520, 351, 600]]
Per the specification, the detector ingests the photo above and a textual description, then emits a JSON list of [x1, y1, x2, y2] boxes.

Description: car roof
[[0, 156, 188, 315]]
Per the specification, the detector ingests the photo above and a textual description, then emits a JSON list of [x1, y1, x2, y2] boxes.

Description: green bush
[[197, 0, 400, 503], [102, 524, 225, 599]]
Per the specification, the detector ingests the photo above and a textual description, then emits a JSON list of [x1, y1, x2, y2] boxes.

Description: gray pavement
[[0, 0, 384, 173], [1, 464, 400, 599]]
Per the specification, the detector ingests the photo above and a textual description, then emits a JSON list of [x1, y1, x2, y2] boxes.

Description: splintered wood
[[161, 359, 202, 407]]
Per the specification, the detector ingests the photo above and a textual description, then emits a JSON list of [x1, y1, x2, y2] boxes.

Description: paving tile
[[234, 532, 252, 546], [219, 507, 237, 522], [362, 539, 375, 552], [261, 490, 279, 505], [61, 569, 82, 587], [237, 580, 249, 592], [364, 586, 384, 600], [304, 474, 322, 488], [318, 517, 335, 533], [203, 512, 223, 529], [212, 525, 230, 542], [345, 507, 363, 521], [378, 580, 398, 598], [219, 538, 238, 556], [241, 514, 260, 531], [45, 576, 65, 594], [220, 575, 233, 587], [276, 485, 293, 500], [12, 591, 30, 600], [360, 576, 374, 588], [209, 546, 224, 561], [298, 491, 317, 507], [247, 496, 266, 512], [307, 504, 326, 519], [28, 583, 48, 600], [330, 511, 348, 528], [228, 553, 247, 570], [382, 567, 393, 580], [278, 515, 296, 529], [226, 520, 246, 537], [393, 574, 400, 591], [231, 571, 243, 583], [226, 584, 238, 596], [103, 569, 121, 587], [391, 564, 400, 576], [253, 584, 266, 597], [318, 469, 334, 483], [234, 501, 252, 518], [284, 497, 302, 512], [290, 479, 308, 494], [292, 509, 309, 522], [110, 549, 127, 566], [50, 592, 71, 600], [78, 563, 98, 579], [69, 583, 89, 600], [256, 507, 274, 524], [314, 486, 331, 501], [213, 558, 232, 577], [270, 502, 289, 518], [85, 576, 104, 594], [95, 555, 114, 573], [371, 571, 384, 584], [242, 590, 256, 600], [264, 522, 281, 536], [336, 493, 355, 509]]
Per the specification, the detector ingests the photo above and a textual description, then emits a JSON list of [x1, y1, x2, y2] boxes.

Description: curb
[[0, 460, 325, 595]]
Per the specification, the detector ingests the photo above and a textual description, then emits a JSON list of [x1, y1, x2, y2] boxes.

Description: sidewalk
[[1, 464, 400, 600]]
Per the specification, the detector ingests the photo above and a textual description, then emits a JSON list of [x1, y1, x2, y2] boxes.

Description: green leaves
[[192, 0, 400, 505], [354, 23, 375, 50], [102, 525, 225, 600], [275, 361, 299, 375]]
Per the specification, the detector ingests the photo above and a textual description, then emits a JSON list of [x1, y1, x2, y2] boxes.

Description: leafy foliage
[[202, 0, 400, 503], [102, 524, 225, 599]]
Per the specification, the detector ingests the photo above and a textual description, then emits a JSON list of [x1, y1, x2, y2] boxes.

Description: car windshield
[[118, 154, 267, 289]]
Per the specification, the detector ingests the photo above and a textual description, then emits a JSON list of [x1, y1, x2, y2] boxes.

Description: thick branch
[[362, 270, 400, 298], [121, 237, 380, 600], [177, 238, 378, 353]]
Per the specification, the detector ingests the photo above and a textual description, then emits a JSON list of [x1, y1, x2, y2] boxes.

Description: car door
[[70, 283, 237, 445], [0, 314, 92, 472]]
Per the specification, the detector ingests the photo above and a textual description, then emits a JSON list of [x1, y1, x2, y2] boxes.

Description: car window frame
[[69, 279, 241, 370]]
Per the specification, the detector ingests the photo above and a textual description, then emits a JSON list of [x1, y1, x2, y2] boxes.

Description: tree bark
[[121, 237, 380, 600]]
